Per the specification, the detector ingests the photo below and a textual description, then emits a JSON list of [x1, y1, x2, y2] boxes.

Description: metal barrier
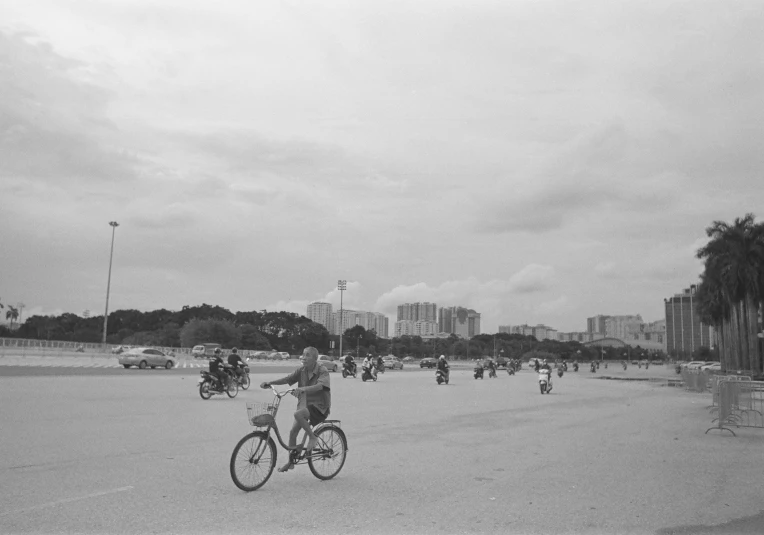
[[681, 369, 711, 393], [706, 380, 764, 436], [707, 374, 752, 410]]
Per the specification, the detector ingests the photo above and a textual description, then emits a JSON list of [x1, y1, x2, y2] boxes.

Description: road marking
[[0, 486, 133, 517]]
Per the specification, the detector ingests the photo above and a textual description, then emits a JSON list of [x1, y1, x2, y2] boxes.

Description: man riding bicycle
[[260, 346, 331, 473]]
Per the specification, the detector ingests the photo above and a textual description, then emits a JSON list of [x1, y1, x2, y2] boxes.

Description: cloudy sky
[[1, 0, 762, 334]]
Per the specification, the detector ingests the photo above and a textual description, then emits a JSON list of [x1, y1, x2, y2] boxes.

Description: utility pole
[[102, 221, 119, 345], [338, 280, 346, 359]]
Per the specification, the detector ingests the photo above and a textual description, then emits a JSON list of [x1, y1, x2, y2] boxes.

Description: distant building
[[397, 302, 437, 322], [331, 310, 389, 338], [605, 315, 644, 340], [665, 285, 713, 358], [587, 315, 608, 335], [307, 302, 333, 333], [438, 306, 480, 338], [394, 320, 415, 337]]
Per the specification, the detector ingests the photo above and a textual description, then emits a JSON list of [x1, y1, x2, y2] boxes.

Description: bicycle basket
[[246, 401, 277, 427]]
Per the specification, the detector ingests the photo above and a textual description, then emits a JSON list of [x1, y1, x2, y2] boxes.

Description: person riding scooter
[[539, 359, 553, 389], [362, 355, 377, 380], [437, 355, 450, 382], [209, 348, 228, 391], [484, 358, 497, 378], [227, 347, 246, 382], [343, 353, 357, 375]]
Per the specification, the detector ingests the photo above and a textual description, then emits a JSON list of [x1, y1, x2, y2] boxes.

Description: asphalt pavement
[[1, 363, 762, 535]]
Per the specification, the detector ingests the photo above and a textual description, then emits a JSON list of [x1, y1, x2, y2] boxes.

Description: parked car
[[420, 357, 437, 368], [686, 361, 715, 370], [402, 356, 414, 362], [700, 362, 721, 372], [317, 355, 339, 372], [119, 347, 177, 369], [382, 356, 403, 370], [111, 345, 126, 354], [275, 352, 291, 360]]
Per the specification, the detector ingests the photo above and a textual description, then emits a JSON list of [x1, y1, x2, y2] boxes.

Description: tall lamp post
[[337, 280, 346, 358], [102, 221, 119, 345]]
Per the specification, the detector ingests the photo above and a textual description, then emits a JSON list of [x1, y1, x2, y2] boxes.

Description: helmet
[[214, 348, 221, 355], [542, 359, 547, 364], [231, 347, 238, 354], [440, 355, 446, 360]]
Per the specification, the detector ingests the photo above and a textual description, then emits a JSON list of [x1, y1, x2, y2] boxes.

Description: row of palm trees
[[696, 214, 764, 377], [0, 298, 23, 330]]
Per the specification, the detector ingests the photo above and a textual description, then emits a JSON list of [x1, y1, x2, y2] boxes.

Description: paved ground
[[1, 364, 761, 535]]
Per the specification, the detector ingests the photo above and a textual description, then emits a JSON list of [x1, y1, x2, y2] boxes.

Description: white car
[[686, 361, 715, 370], [317, 355, 338, 372], [118, 347, 177, 369], [700, 362, 721, 372]]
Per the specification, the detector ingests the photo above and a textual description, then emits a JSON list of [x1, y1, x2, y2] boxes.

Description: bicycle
[[229, 386, 348, 491]]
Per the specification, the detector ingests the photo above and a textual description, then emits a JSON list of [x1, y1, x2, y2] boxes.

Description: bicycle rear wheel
[[230, 431, 277, 491], [308, 425, 347, 481]]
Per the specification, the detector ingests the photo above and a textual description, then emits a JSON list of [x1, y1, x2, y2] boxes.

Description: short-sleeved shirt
[[228, 354, 244, 366], [282, 364, 331, 415]]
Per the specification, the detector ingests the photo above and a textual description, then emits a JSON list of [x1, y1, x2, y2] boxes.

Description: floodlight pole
[[102, 221, 119, 345], [338, 280, 346, 358]]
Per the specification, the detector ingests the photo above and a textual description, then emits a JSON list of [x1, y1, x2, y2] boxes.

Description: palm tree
[[5, 306, 19, 330], [696, 214, 764, 376]]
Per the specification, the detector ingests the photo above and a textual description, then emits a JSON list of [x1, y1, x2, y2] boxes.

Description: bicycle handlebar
[[263, 384, 296, 398]]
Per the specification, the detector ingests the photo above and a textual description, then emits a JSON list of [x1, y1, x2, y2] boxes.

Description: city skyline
[[2, 3, 762, 334]]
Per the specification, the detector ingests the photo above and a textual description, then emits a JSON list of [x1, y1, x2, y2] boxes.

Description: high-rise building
[[394, 320, 415, 337], [330, 309, 389, 338], [439, 306, 480, 338], [665, 285, 713, 358], [307, 302, 332, 333], [397, 302, 437, 322], [605, 315, 643, 340], [414, 321, 439, 337], [587, 315, 608, 335]]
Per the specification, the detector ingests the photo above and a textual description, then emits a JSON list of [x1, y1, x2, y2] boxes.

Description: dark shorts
[[308, 405, 328, 427]]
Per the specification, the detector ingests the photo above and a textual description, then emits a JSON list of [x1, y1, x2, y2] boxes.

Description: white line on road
[[0, 486, 134, 517]]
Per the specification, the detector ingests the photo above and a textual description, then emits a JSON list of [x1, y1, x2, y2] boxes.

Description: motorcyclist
[[540, 359, 553, 387], [209, 348, 228, 391], [362, 354, 376, 379], [437, 354, 450, 382], [376, 354, 385, 373], [343, 353, 356, 374], [484, 357, 496, 377], [227, 347, 246, 382]]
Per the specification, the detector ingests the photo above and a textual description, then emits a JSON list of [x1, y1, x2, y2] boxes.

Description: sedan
[[118, 347, 176, 369], [700, 362, 721, 372], [382, 356, 403, 370], [317, 355, 339, 372], [420, 358, 437, 368], [402, 356, 414, 363]]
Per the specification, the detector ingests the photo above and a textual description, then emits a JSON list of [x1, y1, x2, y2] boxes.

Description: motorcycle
[[604, 362, 608, 369], [436, 368, 449, 385], [361, 366, 378, 382], [486, 366, 497, 379], [506, 366, 515, 376], [198, 370, 238, 400], [573, 363, 579, 372], [562, 362, 568, 372], [474, 365, 484, 379], [376, 361, 385, 374], [539, 369, 553, 394], [342, 361, 357, 379], [645, 362, 649, 370], [224, 364, 251, 390], [557, 367, 563, 378], [590, 363, 596, 373], [623, 362, 628, 371]]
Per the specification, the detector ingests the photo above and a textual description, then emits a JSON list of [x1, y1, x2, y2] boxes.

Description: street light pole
[[102, 221, 119, 345], [338, 280, 346, 359]]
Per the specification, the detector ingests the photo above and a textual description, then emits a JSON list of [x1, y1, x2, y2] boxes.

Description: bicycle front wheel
[[230, 431, 277, 491], [308, 425, 347, 481]]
